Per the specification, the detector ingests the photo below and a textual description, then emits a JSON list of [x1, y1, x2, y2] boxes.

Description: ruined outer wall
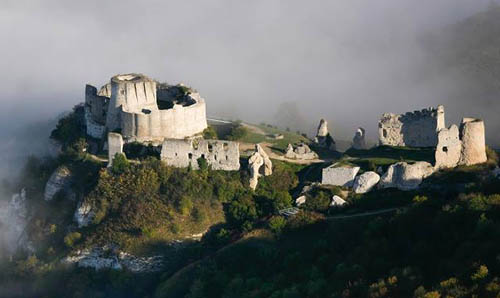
[[160, 139, 240, 171], [378, 105, 445, 147], [121, 93, 207, 142], [459, 118, 487, 166], [85, 84, 109, 125]]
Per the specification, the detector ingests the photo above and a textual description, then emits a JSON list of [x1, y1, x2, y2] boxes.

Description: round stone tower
[[459, 118, 487, 166], [106, 74, 157, 131]]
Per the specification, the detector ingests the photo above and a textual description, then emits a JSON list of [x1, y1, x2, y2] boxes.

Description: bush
[[486, 146, 499, 166], [111, 153, 130, 175], [268, 216, 287, 235], [227, 125, 249, 141], [203, 126, 218, 140], [64, 232, 82, 248]]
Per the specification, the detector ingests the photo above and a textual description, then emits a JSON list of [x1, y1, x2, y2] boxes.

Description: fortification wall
[[160, 139, 240, 171], [378, 105, 445, 147], [459, 118, 487, 166], [121, 94, 207, 142], [85, 84, 109, 125]]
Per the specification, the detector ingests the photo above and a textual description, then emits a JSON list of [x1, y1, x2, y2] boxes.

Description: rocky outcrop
[[44, 166, 73, 201], [0, 189, 32, 254], [64, 246, 164, 273], [248, 144, 273, 190], [353, 171, 380, 194], [352, 127, 367, 150], [285, 143, 318, 160], [379, 162, 435, 191], [321, 165, 360, 187], [314, 119, 336, 151], [295, 195, 307, 206], [331, 195, 347, 207], [459, 118, 487, 166], [74, 201, 95, 228]]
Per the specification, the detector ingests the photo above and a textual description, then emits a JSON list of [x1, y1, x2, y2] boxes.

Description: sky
[[0, 0, 497, 181]]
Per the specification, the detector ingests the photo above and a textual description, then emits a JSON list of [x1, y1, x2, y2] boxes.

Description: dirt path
[[326, 207, 403, 220]]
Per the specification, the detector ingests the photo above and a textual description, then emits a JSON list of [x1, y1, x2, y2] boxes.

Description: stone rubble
[[353, 171, 380, 194], [331, 195, 347, 207], [321, 164, 360, 187], [379, 161, 435, 191], [285, 143, 318, 160]]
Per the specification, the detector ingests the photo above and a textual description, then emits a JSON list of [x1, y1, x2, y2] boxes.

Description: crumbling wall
[[352, 127, 367, 150], [160, 139, 240, 171], [378, 105, 445, 147], [435, 125, 462, 169], [85, 84, 109, 125], [108, 133, 124, 167], [285, 143, 318, 160]]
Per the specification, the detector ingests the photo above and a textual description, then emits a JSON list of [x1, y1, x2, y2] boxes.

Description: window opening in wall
[[383, 129, 388, 138], [443, 146, 448, 153], [208, 144, 213, 153], [214, 155, 217, 161], [188, 153, 193, 159], [223, 143, 229, 151], [226, 155, 229, 160]]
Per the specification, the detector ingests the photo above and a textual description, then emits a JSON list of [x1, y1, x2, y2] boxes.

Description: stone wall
[[108, 133, 124, 167], [378, 105, 445, 147], [435, 125, 461, 169], [160, 139, 240, 171], [121, 93, 207, 142], [85, 84, 109, 125], [459, 118, 487, 166]]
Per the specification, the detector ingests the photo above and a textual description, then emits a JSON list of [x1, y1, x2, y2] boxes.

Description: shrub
[[111, 153, 130, 175], [268, 216, 287, 235], [64, 232, 82, 248], [227, 125, 249, 141], [486, 146, 499, 166], [203, 126, 218, 140]]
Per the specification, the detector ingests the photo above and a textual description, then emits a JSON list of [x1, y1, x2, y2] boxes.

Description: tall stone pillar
[[459, 118, 487, 166]]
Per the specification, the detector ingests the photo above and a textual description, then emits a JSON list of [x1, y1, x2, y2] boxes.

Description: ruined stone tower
[[459, 118, 487, 166]]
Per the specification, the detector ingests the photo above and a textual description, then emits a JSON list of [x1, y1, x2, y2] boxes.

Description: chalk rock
[[74, 201, 95, 228], [44, 166, 72, 201], [379, 162, 435, 191], [352, 127, 367, 150], [248, 151, 264, 190], [353, 171, 380, 194], [285, 143, 318, 160], [459, 118, 487, 166], [295, 195, 307, 206], [256, 144, 272, 176], [317, 119, 329, 137], [435, 125, 461, 169], [64, 246, 164, 273], [330, 195, 347, 207], [321, 165, 360, 187]]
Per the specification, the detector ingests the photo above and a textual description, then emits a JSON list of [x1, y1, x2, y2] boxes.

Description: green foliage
[[111, 153, 130, 175], [268, 216, 287, 235], [202, 126, 218, 140], [50, 107, 85, 148], [227, 125, 249, 141], [227, 194, 258, 231], [64, 232, 82, 248], [486, 146, 499, 166]]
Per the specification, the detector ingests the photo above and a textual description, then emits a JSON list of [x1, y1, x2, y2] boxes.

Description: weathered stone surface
[[352, 127, 367, 150], [317, 119, 329, 137], [295, 195, 307, 206], [74, 201, 95, 228], [161, 139, 240, 171], [321, 165, 360, 187], [285, 143, 318, 160], [459, 118, 487, 166], [353, 171, 380, 194], [331, 195, 347, 207], [44, 166, 72, 201], [248, 144, 273, 190], [378, 105, 445, 147], [314, 119, 336, 151], [107, 132, 124, 167], [379, 162, 435, 191], [435, 125, 461, 169], [256, 144, 272, 176], [64, 246, 164, 273]]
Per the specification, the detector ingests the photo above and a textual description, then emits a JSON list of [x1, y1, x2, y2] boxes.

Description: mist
[[0, 0, 499, 183]]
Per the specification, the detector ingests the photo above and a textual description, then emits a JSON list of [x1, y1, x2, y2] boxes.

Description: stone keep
[[459, 118, 487, 166], [86, 73, 208, 143], [321, 165, 360, 187], [160, 139, 240, 171], [108, 132, 124, 167], [378, 105, 445, 147]]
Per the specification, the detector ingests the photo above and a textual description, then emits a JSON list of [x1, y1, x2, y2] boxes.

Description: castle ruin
[[378, 105, 445, 147]]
